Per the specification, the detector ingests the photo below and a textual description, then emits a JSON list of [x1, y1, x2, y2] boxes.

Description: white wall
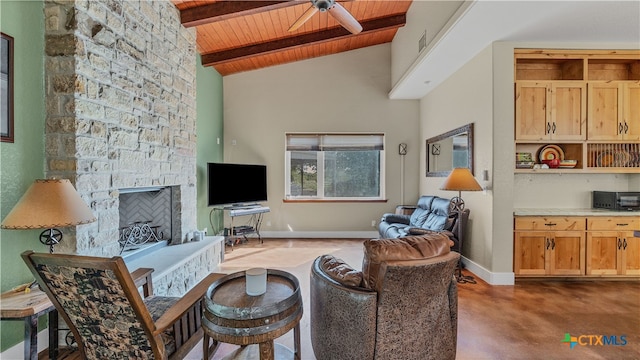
[[420, 45, 495, 272], [391, 0, 464, 87], [222, 44, 420, 236]]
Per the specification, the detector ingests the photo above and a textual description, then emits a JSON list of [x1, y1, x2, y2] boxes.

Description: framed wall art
[[1, 32, 14, 143]]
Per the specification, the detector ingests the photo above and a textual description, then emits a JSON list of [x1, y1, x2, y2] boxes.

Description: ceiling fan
[[288, 0, 363, 34]]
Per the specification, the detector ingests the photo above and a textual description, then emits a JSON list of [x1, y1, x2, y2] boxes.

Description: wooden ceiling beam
[[181, 1, 302, 28], [201, 14, 406, 67]]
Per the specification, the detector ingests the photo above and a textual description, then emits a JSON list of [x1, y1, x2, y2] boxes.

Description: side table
[[0, 287, 58, 360], [202, 269, 302, 360]]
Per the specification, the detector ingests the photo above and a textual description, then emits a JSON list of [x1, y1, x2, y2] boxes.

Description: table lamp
[[1, 179, 96, 253], [440, 168, 482, 284]]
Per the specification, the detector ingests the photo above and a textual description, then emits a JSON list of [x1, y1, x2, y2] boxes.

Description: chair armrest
[[153, 273, 226, 334], [381, 213, 411, 225], [131, 268, 154, 298], [310, 258, 377, 360]]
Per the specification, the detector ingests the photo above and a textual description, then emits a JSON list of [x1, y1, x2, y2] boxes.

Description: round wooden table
[[202, 269, 302, 360]]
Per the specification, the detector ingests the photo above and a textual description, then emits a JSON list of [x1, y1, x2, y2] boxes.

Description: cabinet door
[[621, 232, 640, 275], [622, 82, 640, 140], [550, 82, 586, 140], [549, 231, 585, 275], [587, 83, 621, 140], [586, 231, 620, 275], [514, 231, 547, 275], [515, 82, 550, 140]]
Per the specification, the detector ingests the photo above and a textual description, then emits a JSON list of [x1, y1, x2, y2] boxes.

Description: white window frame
[[284, 133, 386, 201]]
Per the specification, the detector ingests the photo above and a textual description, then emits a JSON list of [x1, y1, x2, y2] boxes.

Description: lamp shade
[[440, 168, 482, 192], [1, 179, 96, 229]]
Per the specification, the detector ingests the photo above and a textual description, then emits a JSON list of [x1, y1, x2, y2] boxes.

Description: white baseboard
[[260, 230, 379, 238], [462, 256, 515, 285], [1, 328, 49, 359]]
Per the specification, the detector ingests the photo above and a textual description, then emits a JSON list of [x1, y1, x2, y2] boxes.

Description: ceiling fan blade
[[328, 2, 362, 34], [288, 5, 319, 32]]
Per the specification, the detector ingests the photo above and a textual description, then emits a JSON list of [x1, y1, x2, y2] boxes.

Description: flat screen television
[[207, 162, 267, 207]]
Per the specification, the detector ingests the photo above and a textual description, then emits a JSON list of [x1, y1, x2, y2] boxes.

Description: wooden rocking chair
[[22, 251, 222, 360]]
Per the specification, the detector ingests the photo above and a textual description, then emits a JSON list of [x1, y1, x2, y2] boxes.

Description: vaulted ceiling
[[171, 0, 413, 76]]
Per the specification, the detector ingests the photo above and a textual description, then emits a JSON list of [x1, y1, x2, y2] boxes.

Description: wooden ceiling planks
[[171, 0, 413, 75]]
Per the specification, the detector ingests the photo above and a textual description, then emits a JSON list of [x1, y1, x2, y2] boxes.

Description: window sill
[[283, 199, 388, 203]]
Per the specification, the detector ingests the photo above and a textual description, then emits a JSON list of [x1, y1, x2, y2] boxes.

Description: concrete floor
[[43, 237, 638, 359], [196, 238, 640, 360]]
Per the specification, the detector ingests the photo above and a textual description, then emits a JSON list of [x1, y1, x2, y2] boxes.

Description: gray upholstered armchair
[[310, 234, 459, 360]]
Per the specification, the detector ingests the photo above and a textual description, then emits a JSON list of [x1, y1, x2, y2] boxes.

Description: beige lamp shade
[[1, 179, 96, 229], [440, 168, 482, 192]]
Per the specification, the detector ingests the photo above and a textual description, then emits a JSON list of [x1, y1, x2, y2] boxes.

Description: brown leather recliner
[[310, 234, 459, 360]]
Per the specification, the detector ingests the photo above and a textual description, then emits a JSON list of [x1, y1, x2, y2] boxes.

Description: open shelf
[[515, 58, 585, 81], [586, 143, 640, 169], [515, 142, 640, 173], [588, 59, 640, 81]]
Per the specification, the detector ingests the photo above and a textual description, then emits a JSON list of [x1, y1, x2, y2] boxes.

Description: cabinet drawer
[[515, 217, 586, 231], [587, 217, 640, 231]]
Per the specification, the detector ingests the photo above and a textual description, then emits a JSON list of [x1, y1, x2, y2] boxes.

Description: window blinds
[[286, 133, 384, 151]]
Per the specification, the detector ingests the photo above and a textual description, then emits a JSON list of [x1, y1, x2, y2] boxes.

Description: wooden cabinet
[[515, 82, 586, 141], [514, 50, 640, 174], [514, 215, 639, 279], [514, 217, 585, 276], [586, 217, 640, 275], [588, 82, 640, 141]]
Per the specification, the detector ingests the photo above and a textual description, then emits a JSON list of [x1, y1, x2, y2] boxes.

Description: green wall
[[196, 56, 224, 235], [0, 0, 47, 352]]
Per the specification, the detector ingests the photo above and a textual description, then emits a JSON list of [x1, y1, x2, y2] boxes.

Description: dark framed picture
[[1, 32, 14, 143]]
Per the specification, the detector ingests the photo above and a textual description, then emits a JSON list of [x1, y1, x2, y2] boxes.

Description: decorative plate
[[629, 152, 640, 167], [538, 144, 565, 162], [559, 160, 577, 168], [617, 150, 630, 167], [596, 151, 615, 167]]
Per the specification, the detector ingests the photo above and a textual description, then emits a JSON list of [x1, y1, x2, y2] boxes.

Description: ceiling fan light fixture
[[290, 0, 362, 35], [312, 0, 335, 12]]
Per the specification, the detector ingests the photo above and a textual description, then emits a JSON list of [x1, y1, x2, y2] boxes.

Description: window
[[285, 133, 385, 201]]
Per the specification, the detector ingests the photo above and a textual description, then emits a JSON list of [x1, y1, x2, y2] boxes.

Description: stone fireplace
[[44, 0, 197, 255], [41, 0, 222, 294]]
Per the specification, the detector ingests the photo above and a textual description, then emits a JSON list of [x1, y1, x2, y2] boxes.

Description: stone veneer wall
[[44, 0, 197, 256], [152, 241, 224, 296]]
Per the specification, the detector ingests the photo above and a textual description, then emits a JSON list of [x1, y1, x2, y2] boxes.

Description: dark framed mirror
[[426, 123, 474, 177], [1, 32, 14, 143]]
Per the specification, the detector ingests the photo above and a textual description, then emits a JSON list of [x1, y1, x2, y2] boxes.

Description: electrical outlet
[[371, 220, 376, 227], [266, 221, 271, 227]]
